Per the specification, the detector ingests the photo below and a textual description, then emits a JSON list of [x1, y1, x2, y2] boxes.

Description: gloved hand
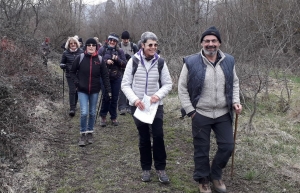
[[125, 54, 131, 61], [60, 63, 66, 69]]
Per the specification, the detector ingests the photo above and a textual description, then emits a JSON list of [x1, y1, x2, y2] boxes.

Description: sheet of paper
[[133, 94, 159, 124]]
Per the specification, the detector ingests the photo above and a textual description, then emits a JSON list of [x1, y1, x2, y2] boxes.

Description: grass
[[20, 64, 300, 192]]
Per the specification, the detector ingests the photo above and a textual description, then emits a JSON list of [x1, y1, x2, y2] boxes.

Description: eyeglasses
[[108, 39, 117, 43], [203, 39, 218, 44], [69, 42, 77, 45], [86, 44, 96, 47], [145, 43, 158, 48]]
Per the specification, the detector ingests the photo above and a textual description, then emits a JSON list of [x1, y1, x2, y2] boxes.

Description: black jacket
[[98, 45, 127, 79], [60, 48, 84, 74], [70, 52, 111, 95]]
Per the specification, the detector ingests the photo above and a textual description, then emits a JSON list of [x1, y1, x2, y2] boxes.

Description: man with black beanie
[[178, 26, 242, 193], [118, 30, 139, 115]]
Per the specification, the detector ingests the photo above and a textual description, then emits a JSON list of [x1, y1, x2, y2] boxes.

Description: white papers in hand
[[133, 94, 159, 124]]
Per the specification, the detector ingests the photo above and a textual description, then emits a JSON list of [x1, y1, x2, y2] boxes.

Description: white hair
[[65, 37, 80, 50]]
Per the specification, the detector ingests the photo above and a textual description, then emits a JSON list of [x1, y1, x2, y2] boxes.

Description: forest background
[[1, 0, 300, 192]]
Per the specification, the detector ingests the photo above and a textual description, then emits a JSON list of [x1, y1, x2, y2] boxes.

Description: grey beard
[[203, 49, 217, 56]]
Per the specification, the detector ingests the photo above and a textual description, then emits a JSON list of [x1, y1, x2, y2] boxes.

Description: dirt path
[[3, 61, 300, 193]]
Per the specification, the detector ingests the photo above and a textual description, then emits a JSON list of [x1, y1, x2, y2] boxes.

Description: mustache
[[205, 46, 216, 49]]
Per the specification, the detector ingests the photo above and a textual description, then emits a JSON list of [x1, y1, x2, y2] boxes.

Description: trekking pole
[[62, 70, 65, 104], [95, 90, 103, 125], [231, 113, 239, 178]]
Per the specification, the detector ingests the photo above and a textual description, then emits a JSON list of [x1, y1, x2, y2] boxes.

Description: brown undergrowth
[[1, 43, 300, 192]]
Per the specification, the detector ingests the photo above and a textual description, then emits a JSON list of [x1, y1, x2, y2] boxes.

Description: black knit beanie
[[201, 26, 221, 43], [85, 38, 97, 45], [121, 31, 130, 39]]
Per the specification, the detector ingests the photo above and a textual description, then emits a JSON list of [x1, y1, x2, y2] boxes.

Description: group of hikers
[[43, 26, 242, 193]]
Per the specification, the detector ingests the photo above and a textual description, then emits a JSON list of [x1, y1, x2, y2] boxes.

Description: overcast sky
[[82, 0, 106, 5]]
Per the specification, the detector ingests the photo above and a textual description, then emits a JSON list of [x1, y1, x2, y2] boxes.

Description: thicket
[[0, 27, 62, 190], [1, 0, 300, 190]]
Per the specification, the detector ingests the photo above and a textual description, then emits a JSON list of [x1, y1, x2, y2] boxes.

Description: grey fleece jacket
[[178, 49, 240, 119]]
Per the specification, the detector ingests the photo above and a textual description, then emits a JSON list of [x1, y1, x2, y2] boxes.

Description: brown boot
[[100, 116, 106, 127], [212, 179, 226, 193], [199, 178, 211, 193], [111, 119, 119, 126]]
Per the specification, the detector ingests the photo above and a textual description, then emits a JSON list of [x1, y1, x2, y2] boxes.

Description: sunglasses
[[203, 39, 218, 44], [108, 39, 118, 43], [86, 44, 97, 47], [145, 43, 158, 48], [69, 42, 77, 45]]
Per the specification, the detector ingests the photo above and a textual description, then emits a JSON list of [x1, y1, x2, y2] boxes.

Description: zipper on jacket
[[89, 56, 92, 94]]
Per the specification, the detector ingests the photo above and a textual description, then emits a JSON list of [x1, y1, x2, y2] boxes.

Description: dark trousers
[[131, 105, 166, 170], [100, 77, 121, 120], [192, 113, 234, 182], [118, 89, 130, 111], [42, 55, 48, 66], [66, 74, 78, 110]]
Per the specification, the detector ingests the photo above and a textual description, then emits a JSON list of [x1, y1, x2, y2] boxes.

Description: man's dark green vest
[[183, 52, 235, 122]]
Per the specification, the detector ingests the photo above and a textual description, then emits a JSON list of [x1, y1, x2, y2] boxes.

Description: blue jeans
[[100, 77, 121, 120], [78, 92, 99, 134]]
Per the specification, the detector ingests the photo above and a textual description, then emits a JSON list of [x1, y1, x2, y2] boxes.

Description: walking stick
[[231, 113, 239, 178], [95, 90, 103, 125], [62, 70, 65, 104]]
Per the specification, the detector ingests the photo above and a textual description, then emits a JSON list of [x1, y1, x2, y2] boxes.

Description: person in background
[[178, 26, 242, 193], [59, 36, 84, 117], [41, 37, 50, 66], [121, 31, 172, 184], [78, 37, 84, 49], [70, 38, 111, 146], [118, 31, 139, 115], [94, 37, 102, 49], [98, 32, 126, 127]]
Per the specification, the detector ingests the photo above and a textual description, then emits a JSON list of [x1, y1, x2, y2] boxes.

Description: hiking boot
[[156, 170, 170, 184], [69, 110, 75, 117], [213, 179, 226, 193], [86, 133, 93, 144], [78, 134, 86, 147], [126, 108, 132, 115], [119, 109, 126, 115], [141, 170, 151, 182], [100, 117, 106, 127], [199, 177, 211, 193], [112, 119, 119, 126]]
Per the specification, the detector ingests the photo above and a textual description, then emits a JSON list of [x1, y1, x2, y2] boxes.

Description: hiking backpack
[[119, 42, 138, 54], [131, 56, 164, 87]]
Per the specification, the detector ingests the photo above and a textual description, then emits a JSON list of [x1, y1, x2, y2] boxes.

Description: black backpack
[[79, 53, 102, 64], [131, 56, 164, 87]]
